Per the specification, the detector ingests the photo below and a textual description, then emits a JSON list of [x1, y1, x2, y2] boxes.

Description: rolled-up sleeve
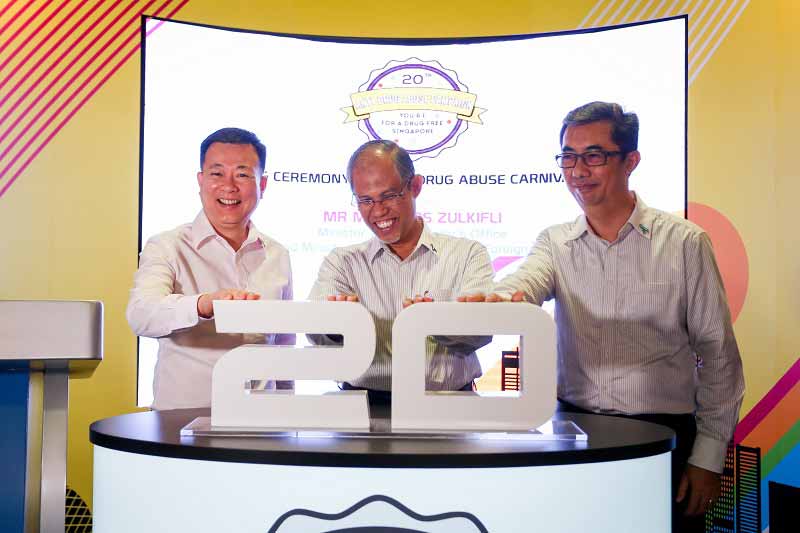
[[306, 250, 354, 346], [126, 238, 201, 338], [493, 229, 556, 305], [273, 251, 296, 346], [435, 241, 495, 353]]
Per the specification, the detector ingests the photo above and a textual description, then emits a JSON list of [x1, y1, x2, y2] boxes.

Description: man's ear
[[410, 174, 423, 198], [197, 171, 204, 187], [624, 150, 641, 176], [259, 175, 267, 199]]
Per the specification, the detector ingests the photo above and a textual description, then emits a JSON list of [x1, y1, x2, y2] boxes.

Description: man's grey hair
[[560, 101, 639, 155], [347, 140, 415, 190]]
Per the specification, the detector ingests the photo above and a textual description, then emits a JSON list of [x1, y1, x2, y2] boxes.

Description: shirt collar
[[627, 193, 655, 240], [368, 218, 437, 263], [366, 235, 384, 262], [416, 222, 440, 256], [564, 213, 590, 241], [190, 211, 264, 250], [562, 192, 655, 242]]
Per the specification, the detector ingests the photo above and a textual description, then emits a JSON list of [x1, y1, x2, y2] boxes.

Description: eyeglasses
[[352, 181, 411, 209], [555, 150, 623, 168]]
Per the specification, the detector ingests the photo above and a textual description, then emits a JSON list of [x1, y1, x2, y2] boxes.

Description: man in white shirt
[[127, 128, 293, 410], [486, 102, 744, 532], [308, 140, 493, 401]]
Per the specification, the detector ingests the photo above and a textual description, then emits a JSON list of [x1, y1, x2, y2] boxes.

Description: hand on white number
[[327, 294, 359, 302], [402, 294, 434, 308], [198, 289, 261, 319], [456, 291, 525, 303]]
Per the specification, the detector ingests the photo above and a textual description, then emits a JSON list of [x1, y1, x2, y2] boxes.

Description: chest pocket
[[620, 281, 681, 328]]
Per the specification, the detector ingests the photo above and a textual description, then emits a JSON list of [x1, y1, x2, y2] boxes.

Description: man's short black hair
[[560, 102, 639, 155], [347, 140, 415, 190], [200, 127, 266, 172]]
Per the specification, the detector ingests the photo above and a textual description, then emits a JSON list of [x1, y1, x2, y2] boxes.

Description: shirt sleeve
[[458, 241, 495, 296], [308, 249, 357, 300], [125, 238, 202, 338], [306, 250, 354, 346], [685, 232, 745, 473], [493, 229, 556, 305], [434, 241, 495, 353], [273, 250, 296, 347]]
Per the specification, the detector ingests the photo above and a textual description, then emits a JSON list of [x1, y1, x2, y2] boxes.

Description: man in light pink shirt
[[127, 128, 293, 410]]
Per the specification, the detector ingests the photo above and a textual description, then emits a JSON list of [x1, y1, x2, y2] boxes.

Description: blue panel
[[762, 445, 800, 531], [0, 369, 29, 533]]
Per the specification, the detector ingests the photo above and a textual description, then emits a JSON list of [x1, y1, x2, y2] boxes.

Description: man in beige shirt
[[486, 102, 744, 532]]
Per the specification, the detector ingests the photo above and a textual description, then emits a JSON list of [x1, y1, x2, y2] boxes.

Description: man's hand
[[456, 291, 525, 302], [676, 464, 722, 516], [456, 293, 488, 302], [402, 294, 434, 308], [197, 289, 260, 319], [327, 294, 359, 302]]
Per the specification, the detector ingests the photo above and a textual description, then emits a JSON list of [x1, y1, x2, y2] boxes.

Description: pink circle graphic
[[687, 202, 749, 323]]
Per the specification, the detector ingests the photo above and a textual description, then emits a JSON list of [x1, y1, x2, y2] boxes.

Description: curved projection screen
[[138, 16, 687, 406]]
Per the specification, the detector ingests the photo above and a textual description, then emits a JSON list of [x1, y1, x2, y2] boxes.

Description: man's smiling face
[[196, 142, 265, 236], [350, 149, 420, 250], [561, 120, 638, 211]]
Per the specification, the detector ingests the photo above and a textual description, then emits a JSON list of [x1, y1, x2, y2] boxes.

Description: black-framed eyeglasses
[[555, 150, 623, 168], [352, 180, 411, 209]]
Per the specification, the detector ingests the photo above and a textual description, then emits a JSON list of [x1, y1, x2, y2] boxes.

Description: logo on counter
[[342, 58, 486, 161], [267, 494, 488, 532]]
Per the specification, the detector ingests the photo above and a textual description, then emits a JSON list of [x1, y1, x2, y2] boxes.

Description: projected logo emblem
[[267, 494, 488, 532], [342, 58, 486, 160]]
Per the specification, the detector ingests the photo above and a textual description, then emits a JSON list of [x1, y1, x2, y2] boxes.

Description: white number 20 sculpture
[[392, 302, 555, 432], [211, 300, 556, 432], [212, 301, 374, 430]]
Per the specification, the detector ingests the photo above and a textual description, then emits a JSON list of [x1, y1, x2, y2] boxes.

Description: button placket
[[235, 251, 248, 289], [597, 242, 619, 412], [399, 260, 415, 309]]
